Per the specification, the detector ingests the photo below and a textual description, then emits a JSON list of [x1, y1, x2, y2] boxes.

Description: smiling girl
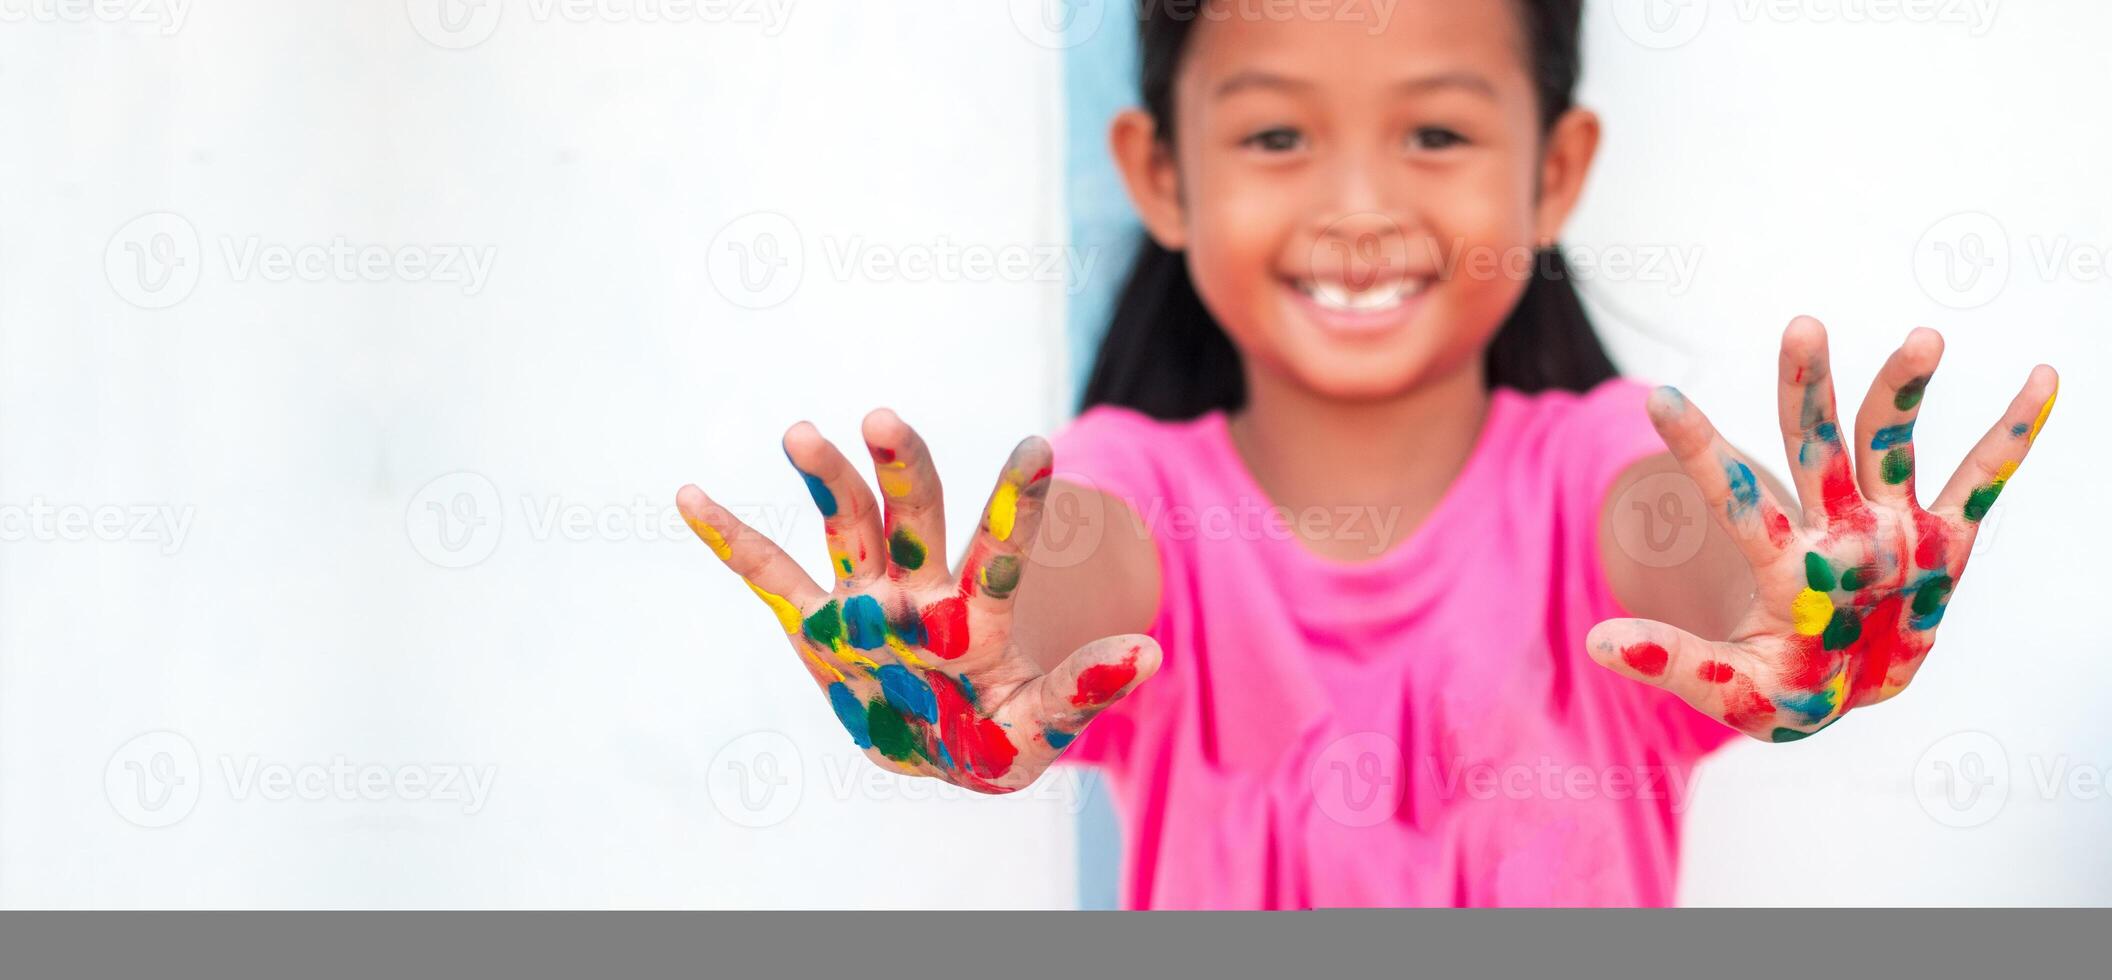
[[675, 0, 2058, 907]]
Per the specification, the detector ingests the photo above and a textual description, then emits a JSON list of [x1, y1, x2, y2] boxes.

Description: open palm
[[1590, 316, 2058, 742], [677, 410, 1159, 792]]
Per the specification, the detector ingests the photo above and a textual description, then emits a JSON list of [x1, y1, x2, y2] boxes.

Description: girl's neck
[[1224, 358, 1492, 560]]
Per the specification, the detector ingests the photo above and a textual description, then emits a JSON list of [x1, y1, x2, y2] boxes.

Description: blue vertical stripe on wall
[[1062, 0, 1141, 911]]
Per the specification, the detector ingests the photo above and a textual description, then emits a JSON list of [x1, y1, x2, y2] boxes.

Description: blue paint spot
[[1870, 422, 1915, 450], [785, 449, 837, 517], [1774, 689, 1835, 725], [877, 663, 937, 724], [2011, 421, 2031, 438], [1911, 605, 1948, 630], [935, 741, 956, 770], [1814, 420, 1837, 443], [829, 682, 871, 748], [956, 672, 979, 708], [844, 595, 889, 650], [1725, 459, 1762, 518], [1045, 727, 1076, 750], [888, 605, 927, 647]]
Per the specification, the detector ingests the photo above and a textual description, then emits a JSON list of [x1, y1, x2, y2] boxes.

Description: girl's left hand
[[1588, 316, 2059, 742]]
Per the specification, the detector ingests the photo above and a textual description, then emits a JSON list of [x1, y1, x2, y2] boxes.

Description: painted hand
[[676, 410, 1160, 792], [1589, 317, 2058, 742]]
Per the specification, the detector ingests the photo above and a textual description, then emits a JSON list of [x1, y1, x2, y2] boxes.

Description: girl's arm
[[1014, 480, 1162, 676], [1587, 316, 2056, 742]]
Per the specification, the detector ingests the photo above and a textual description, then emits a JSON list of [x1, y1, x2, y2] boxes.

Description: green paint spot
[[802, 600, 844, 648], [866, 700, 917, 762], [1881, 446, 1913, 485], [1912, 575, 1955, 617], [888, 526, 926, 570], [1804, 552, 1836, 592], [978, 555, 1021, 598], [1895, 375, 1929, 411], [1821, 607, 1862, 651], [837, 556, 853, 577], [1771, 726, 1814, 743], [1839, 566, 1864, 591], [1963, 482, 2002, 522]]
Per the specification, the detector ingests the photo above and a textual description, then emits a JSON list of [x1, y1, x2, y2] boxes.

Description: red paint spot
[[1846, 595, 1916, 710], [872, 447, 898, 464], [1783, 632, 1831, 689], [1698, 661, 1736, 684], [1821, 452, 1874, 531], [1912, 507, 1947, 571], [920, 596, 970, 659], [926, 669, 1016, 780], [1764, 505, 1795, 549], [1072, 650, 1140, 706], [1027, 465, 1053, 484], [1719, 677, 1778, 735], [1620, 642, 1669, 677], [1794, 367, 1805, 383]]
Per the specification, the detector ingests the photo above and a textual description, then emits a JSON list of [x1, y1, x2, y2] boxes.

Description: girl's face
[[1113, 0, 1599, 402]]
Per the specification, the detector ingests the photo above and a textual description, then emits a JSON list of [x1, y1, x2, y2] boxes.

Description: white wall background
[[1570, 1, 2112, 904], [0, 0, 1083, 907]]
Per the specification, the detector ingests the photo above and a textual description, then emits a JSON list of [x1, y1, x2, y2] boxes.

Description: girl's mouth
[[1287, 275, 1429, 335]]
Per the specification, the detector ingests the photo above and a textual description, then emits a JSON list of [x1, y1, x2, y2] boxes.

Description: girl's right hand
[[675, 409, 1160, 794]]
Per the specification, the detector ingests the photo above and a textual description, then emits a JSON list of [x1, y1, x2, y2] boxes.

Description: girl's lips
[[1283, 276, 1430, 338]]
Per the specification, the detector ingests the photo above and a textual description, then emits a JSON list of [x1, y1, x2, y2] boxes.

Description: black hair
[[1080, 0, 1619, 419]]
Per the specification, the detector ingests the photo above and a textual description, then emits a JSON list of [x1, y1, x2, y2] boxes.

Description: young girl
[[676, 0, 2058, 907]]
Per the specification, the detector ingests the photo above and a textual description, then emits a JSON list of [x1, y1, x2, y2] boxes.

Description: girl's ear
[[1110, 108, 1189, 252], [1534, 107, 1602, 245]]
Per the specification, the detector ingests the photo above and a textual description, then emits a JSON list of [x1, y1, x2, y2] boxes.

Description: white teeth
[[1300, 277, 1420, 312]]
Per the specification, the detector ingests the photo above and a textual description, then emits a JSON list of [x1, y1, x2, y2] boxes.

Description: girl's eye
[[1242, 127, 1304, 153], [1409, 127, 1468, 152]]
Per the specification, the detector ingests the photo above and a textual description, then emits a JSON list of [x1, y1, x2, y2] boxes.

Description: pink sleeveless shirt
[[1048, 377, 1735, 908]]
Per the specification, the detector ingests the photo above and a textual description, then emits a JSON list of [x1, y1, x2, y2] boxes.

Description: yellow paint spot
[[802, 647, 843, 684], [829, 544, 854, 579], [2027, 381, 2057, 443], [833, 642, 880, 671], [885, 635, 929, 669], [878, 461, 912, 498], [746, 581, 804, 635], [1821, 667, 1849, 713], [989, 481, 1018, 542], [1992, 459, 2018, 487], [684, 514, 732, 560], [1791, 588, 1834, 636]]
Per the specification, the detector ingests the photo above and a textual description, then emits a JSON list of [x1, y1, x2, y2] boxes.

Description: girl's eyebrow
[[1212, 69, 1497, 101]]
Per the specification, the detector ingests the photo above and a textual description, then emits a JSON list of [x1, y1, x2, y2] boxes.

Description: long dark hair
[[1081, 0, 1619, 419]]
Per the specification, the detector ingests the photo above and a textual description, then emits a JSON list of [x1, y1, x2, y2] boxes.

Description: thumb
[[1029, 634, 1161, 735], [1587, 617, 1748, 713]]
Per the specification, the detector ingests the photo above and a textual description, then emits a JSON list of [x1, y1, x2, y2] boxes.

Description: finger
[[784, 421, 887, 589], [1930, 364, 2059, 526], [862, 408, 949, 587], [1003, 634, 1161, 769], [1586, 619, 1785, 741], [676, 484, 858, 685], [1777, 315, 1872, 530], [1851, 327, 1944, 508], [956, 436, 1055, 622], [1645, 385, 1798, 566]]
